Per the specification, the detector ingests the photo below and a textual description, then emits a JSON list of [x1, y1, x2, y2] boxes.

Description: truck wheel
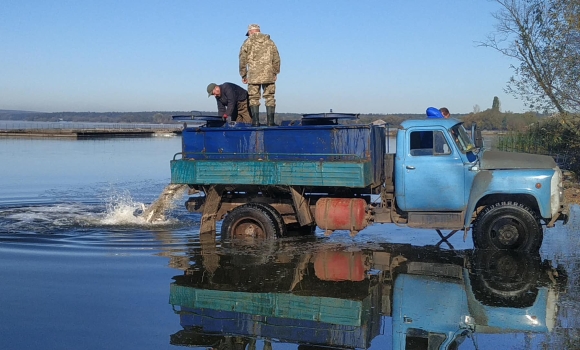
[[473, 201, 543, 251], [221, 203, 285, 240], [254, 202, 287, 237], [469, 250, 540, 308]]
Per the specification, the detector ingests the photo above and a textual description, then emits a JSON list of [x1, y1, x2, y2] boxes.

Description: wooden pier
[[0, 123, 182, 138]]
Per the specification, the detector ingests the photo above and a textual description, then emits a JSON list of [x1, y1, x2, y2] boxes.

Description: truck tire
[[473, 201, 543, 251], [253, 202, 287, 237], [469, 250, 540, 308], [221, 203, 286, 241]]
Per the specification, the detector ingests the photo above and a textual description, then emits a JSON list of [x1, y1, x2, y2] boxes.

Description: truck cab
[[395, 119, 476, 212], [389, 118, 567, 251]]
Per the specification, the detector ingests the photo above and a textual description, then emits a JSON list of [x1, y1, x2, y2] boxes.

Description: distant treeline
[[0, 110, 467, 125], [461, 109, 550, 131], [0, 111, 182, 124], [0, 109, 551, 131]]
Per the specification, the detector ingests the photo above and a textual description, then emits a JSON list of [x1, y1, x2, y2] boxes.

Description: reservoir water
[[0, 134, 579, 349]]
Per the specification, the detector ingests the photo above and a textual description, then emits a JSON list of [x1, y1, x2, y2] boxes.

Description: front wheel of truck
[[473, 201, 543, 252], [221, 203, 286, 241], [469, 249, 541, 308]]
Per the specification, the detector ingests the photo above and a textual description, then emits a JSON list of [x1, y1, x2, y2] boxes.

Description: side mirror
[[471, 123, 484, 149]]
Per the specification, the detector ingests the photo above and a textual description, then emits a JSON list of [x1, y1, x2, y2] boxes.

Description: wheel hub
[[243, 223, 258, 236], [495, 224, 519, 246], [232, 221, 265, 239]]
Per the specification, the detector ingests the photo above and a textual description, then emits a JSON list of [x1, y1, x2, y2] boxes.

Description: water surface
[[0, 135, 578, 349]]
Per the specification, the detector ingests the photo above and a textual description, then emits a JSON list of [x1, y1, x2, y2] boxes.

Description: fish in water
[[142, 184, 188, 223]]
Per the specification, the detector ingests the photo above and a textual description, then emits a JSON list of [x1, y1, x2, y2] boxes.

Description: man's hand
[[242, 78, 248, 84]]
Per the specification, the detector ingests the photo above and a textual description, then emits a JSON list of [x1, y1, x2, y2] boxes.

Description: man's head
[[207, 83, 220, 97], [245, 23, 260, 36], [439, 107, 450, 118]]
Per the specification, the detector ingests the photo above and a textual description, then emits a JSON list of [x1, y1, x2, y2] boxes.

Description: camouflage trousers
[[248, 83, 276, 107], [233, 99, 252, 123]]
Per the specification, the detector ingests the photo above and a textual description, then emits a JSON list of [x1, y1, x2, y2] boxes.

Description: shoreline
[[0, 129, 182, 138]]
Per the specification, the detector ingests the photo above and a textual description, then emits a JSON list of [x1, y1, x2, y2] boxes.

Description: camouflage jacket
[[239, 33, 281, 84]]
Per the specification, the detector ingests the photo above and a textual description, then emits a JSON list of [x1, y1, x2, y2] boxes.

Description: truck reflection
[[169, 240, 566, 349]]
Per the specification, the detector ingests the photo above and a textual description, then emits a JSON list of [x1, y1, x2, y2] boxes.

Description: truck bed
[[171, 123, 386, 188]]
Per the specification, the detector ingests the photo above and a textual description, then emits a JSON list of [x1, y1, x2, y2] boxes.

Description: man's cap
[[246, 23, 260, 36], [207, 83, 217, 97]]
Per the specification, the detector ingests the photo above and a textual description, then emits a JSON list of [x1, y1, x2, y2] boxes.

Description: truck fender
[[464, 170, 551, 227]]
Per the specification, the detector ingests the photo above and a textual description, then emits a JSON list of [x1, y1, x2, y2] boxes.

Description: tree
[[560, 0, 580, 30], [153, 113, 166, 123], [492, 96, 501, 111], [480, 0, 580, 113]]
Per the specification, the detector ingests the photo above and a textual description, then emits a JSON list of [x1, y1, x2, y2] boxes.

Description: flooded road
[[0, 136, 579, 349]]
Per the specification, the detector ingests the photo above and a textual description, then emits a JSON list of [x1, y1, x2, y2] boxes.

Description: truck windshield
[[450, 124, 475, 153]]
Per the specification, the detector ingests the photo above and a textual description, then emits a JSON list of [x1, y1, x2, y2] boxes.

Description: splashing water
[[141, 184, 188, 223], [0, 186, 190, 234], [100, 190, 151, 226]]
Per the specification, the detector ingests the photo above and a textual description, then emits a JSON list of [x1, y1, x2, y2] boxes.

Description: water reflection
[[168, 238, 566, 349]]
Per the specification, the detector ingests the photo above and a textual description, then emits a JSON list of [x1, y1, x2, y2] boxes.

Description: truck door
[[399, 129, 466, 211]]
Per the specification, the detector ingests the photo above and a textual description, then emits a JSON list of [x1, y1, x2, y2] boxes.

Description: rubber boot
[[266, 106, 276, 126], [250, 106, 260, 127]]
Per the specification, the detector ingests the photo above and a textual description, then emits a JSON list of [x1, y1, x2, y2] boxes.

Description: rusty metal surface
[[290, 186, 314, 226], [199, 185, 224, 234], [407, 212, 464, 229]]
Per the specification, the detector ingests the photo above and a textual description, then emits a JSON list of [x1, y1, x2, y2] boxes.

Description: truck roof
[[400, 118, 462, 129]]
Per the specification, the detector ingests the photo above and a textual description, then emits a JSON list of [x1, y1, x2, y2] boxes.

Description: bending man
[[207, 82, 252, 124]]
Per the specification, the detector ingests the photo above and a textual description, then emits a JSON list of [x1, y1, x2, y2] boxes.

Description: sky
[[1, 0, 527, 115]]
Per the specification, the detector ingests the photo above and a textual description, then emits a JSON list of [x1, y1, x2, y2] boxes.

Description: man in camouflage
[[239, 24, 281, 126]]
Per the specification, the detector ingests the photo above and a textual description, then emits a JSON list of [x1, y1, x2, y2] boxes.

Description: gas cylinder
[[313, 250, 368, 281], [314, 198, 368, 231]]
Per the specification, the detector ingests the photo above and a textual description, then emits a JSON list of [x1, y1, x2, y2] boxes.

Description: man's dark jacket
[[215, 83, 248, 117]]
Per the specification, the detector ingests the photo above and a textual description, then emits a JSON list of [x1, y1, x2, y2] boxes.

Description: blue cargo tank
[[172, 114, 385, 188]]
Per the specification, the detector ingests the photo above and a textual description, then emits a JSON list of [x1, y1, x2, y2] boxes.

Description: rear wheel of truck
[[220, 203, 286, 241], [473, 201, 543, 252]]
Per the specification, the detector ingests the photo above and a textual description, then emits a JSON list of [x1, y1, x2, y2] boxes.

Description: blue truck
[[168, 240, 566, 349], [170, 113, 568, 251]]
